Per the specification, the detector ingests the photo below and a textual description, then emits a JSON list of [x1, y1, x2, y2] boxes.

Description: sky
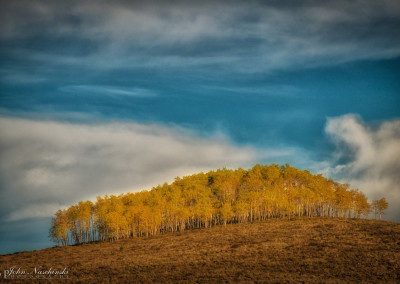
[[0, 0, 399, 254]]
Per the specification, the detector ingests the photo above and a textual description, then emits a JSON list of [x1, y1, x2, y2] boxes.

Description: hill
[[49, 164, 384, 247], [1, 218, 399, 282]]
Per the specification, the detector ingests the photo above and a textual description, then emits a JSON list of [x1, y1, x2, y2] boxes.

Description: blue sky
[[0, 0, 399, 254]]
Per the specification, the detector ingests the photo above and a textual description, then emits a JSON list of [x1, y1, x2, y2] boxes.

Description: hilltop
[[1, 218, 399, 282], [49, 164, 386, 246]]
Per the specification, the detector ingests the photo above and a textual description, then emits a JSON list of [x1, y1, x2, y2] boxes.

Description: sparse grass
[[1, 218, 399, 283]]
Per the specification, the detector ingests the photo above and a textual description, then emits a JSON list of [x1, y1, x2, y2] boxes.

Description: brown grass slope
[[1, 218, 400, 283]]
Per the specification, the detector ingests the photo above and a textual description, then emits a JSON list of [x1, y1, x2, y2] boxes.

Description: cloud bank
[[0, 117, 260, 222], [324, 114, 400, 221], [1, 115, 399, 223]]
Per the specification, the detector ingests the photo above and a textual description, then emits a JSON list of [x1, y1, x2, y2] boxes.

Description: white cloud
[[323, 114, 400, 221], [1, 114, 398, 222], [0, 117, 261, 221]]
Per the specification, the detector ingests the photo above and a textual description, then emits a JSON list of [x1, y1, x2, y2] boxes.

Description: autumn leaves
[[49, 164, 388, 246]]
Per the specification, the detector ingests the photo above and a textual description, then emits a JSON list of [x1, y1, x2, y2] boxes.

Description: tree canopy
[[49, 164, 387, 246], [371, 198, 389, 220]]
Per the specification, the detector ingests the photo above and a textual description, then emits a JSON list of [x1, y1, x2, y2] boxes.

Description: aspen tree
[[50, 165, 378, 246]]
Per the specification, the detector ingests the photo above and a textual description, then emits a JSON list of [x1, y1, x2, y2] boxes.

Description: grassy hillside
[[1, 218, 399, 283]]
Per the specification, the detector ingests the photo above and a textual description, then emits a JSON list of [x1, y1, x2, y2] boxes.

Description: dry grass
[[1, 218, 400, 283]]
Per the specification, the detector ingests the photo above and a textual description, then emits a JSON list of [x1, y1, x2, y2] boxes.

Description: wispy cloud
[[203, 85, 303, 97], [1, 0, 399, 73], [59, 85, 157, 97], [0, 69, 47, 84]]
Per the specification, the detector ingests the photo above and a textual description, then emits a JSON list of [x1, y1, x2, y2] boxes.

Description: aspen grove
[[49, 164, 384, 246]]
